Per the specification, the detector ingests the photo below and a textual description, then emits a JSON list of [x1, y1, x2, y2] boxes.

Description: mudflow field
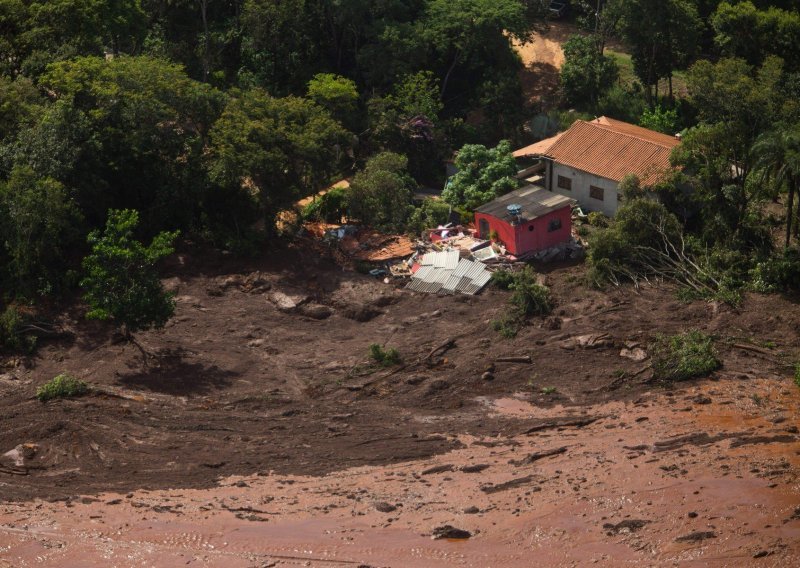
[[1, 245, 799, 567]]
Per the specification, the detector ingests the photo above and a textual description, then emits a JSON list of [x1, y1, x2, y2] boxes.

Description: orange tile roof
[[517, 117, 680, 186], [513, 132, 564, 157]]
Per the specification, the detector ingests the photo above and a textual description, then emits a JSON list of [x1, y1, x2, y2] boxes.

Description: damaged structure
[[406, 250, 492, 295], [474, 185, 573, 257]]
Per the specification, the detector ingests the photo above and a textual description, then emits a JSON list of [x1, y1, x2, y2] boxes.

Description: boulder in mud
[[269, 291, 310, 312], [299, 303, 333, 320], [432, 525, 471, 539]]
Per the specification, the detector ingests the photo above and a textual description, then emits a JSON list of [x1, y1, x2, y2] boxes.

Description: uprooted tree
[[586, 197, 722, 296], [80, 209, 179, 361]]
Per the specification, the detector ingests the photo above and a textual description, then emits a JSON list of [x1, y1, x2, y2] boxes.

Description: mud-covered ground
[[1, 243, 799, 566]]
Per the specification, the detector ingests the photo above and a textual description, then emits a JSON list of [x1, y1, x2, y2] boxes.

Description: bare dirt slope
[[515, 22, 573, 107], [1, 245, 799, 565]]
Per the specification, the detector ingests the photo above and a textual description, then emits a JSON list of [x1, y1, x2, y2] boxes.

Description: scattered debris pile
[[300, 217, 584, 294]]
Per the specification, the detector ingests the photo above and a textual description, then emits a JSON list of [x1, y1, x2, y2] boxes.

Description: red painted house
[[474, 185, 573, 256]]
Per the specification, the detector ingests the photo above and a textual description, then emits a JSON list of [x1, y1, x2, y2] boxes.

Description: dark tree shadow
[[117, 347, 237, 395], [519, 62, 561, 109]]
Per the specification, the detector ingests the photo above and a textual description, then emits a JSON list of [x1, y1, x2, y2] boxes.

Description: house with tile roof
[[513, 117, 681, 217]]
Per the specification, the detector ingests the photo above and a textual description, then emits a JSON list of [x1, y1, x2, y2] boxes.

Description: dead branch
[[425, 338, 456, 360], [495, 356, 532, 364]]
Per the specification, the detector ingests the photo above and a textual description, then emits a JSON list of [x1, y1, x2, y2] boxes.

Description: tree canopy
[[442, 140, 518, 210]]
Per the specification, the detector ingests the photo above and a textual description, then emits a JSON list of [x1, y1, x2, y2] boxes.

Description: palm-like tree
[[753, 124, 800, 248]]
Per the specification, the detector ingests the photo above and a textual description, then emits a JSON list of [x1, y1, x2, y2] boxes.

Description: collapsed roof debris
[[406, 250, 492, 295]]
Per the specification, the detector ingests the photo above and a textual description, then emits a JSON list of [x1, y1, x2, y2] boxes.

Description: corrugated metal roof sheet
[[542, 117, 680, 186], [475, 185, 573, 222], [406, 256, 491, 296]]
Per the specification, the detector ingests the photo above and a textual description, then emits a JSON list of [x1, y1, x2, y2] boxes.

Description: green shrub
[[492, 267, 552, 337], [0, 305, 36, 353], [794, 363, 800, 389], [509, 267, 552, 318], [750, 248, 800, 293], [587, 211, 610, 227], [405, 198, 451, 236], [490, 269, 515, 290], [492, 311, 524, 338], [650, 330, 720, 382], [36, 373, 89, 402], [369, 343, 401, 366], [301, 186, 350, 223]]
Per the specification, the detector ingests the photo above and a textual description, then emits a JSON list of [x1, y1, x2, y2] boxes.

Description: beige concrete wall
[[548, 162, 620, 217]]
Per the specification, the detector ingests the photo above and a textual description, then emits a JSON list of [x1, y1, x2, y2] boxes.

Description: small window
[[528, 224, 535, 232], [557, 175, 572, 190], [548, 218, 562, 232], [590, 185, 604, 201]]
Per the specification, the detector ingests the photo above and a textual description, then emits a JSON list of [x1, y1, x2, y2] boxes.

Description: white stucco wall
[[548, 162, 620, 217]]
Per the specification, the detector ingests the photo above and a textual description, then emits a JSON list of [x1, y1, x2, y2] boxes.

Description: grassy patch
[[650, 330, 720, 382], [369, 343, 401, 367], [794, 363, 800, 389], [605, 49, 688, 97], [541, 386, 557, 395], [36, 373, 89, 402]]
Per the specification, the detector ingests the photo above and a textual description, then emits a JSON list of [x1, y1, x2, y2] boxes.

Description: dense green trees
[[614, 0, 703, 104], [0, 0, 798, 310], [442, 141, 517, 210], [209, 88, 349, 233], [0, 166, 79, 294], [560, 34, 619, 106], [348, 152, 416, 232]]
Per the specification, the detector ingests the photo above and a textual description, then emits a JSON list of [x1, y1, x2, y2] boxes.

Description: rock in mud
[[463, 506, 480, 514], [373, 502, 396, 513], [603, 519, 649, 535], [481, 371, 494, 381], [269, 291, 309, 312], [432, 525, 471, 539], [620, 347, 647, 361], [405, 375, 427, 385], [425, 379, 450, 394], [675, 531, 717, 543], [561, 334, 614, 350], [2, 443, 37, 467], [299, 304, 333, 320]]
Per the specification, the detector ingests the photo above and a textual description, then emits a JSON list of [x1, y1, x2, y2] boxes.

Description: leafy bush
[[36, 373, 89, 402], [492, 267, 552, 338], [510, 268, 553, 318], [405, 198, 451, 236], [369, 343, 401, 366], [0, 305, 36, 353], [490, 269, 515, 290], [587, 211, 610, 227], [750, 247, 800, 293], [639, 104, 679, 134], [302, 186, 350, 223], [650, 330, 720, 382], [794, 363, 800, 389]]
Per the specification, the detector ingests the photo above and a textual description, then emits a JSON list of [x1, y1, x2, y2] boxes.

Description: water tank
[[507, 204, 522, 216]]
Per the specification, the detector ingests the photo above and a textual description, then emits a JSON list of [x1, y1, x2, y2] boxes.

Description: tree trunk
[[198, 0, 210, 82], [786, 176, 795, 248], [668, 75, 673, 102], [440, 51, 461, 101]]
